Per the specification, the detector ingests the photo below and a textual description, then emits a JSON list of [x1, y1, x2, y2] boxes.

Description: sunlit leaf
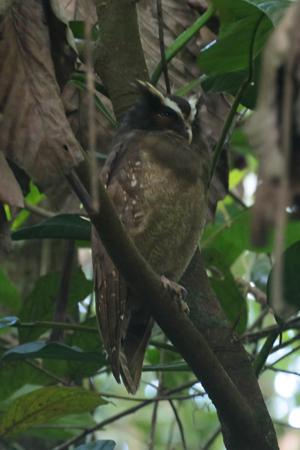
[[0, 317, 19, 330], [0, 386, 107, 438], [1, 342, 106, 365]]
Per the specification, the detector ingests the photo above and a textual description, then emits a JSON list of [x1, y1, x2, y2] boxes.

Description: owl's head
[[121, 81, 203, 144]]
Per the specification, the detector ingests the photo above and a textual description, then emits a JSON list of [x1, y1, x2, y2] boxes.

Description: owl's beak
[[184, 121, 193, 144]]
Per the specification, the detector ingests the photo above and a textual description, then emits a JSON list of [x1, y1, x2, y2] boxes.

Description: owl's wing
[[92, 136, 153, 394]]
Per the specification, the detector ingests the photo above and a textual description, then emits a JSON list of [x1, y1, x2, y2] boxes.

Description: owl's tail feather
[[119, 315, 155, 395]]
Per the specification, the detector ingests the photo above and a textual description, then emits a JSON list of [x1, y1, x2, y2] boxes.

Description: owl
[[92, 81, 211, 394]]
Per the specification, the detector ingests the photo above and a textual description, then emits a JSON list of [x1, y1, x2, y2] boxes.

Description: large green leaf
[[11, 214, 91, 241], [198, 1, 273, 75], [44, 318, 104, 380], [267, 241, 300, 319], [198, 1, 291, 75], [18, 268, 92, 343], [202, 248, 248, 334], [1, 342, 106, 365], [0, 386, 107, 439], [243, 0, 292, 25], [75, 441, 116, 450], [201, 55, 261, 109]]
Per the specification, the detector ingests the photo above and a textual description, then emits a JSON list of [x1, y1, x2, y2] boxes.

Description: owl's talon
[[161, 276, 189, 314]]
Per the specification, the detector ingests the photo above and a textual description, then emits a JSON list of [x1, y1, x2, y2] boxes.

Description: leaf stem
[[252, 329, 278, 377], [150, 7, 215, 86], [13, 321, 98, 333]]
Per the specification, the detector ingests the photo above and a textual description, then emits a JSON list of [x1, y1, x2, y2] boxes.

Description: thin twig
[[266, 344, 300, 369], [24, 200, 56, 219], [169, 400, 187, 450], [247, 308, 269, 332], [24, 360, 68, 385], [156, 0, 170, 93], [241, 316, 300, 343], [228, 190, 247, 209], [100, 392, 204, 402], [270, 333, 300, 354], [201, 426, 222, 450], [263, 366, 300, 377], [50, 380, 202, 450], [149, 338, 165, 450], [13, 320, 98, 333], [148, 399, 159, 449]]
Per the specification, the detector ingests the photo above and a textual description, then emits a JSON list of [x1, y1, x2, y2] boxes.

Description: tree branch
[[66, 164, 276, 448]]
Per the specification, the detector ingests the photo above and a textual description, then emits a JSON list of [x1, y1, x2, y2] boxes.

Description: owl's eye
[[158, 110, 172, 118]]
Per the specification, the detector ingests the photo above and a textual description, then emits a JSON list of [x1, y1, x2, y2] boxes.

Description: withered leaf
[[0, 0, 83, 193]]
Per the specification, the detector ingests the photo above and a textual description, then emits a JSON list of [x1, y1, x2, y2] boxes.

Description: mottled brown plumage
[[92, 82, 211, 394]]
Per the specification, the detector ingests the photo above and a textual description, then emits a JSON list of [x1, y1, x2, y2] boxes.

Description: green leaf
[[198, 1, 273, 75], [202, 248, 247, 334], [18, 268, 92, 343], [202, 209, 300, 266], [251, 257, 271, 294], [70, 72, 109, 97], [26, 412, 97, 441], [0, 269, 21, 313], [0, 359, 49, 402], [0, 386, 107, 438], [0, 317, 19, 331], [1, 342, 106, 365], [12, 182, 44, 231], [201, 55, 261, 109], [230, 128, 256, 158], [267, 241, 300, 319], [75, 441, 116, 450], [242, 0, 292, 25], [44, 318, 104, 380], [11, 214, 91, 241], [69, 21, 100, 41]]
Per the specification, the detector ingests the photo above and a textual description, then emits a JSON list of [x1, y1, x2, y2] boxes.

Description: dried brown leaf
[[0, 0, 83, 192], [0, 153, 24, 208], [45, 0, 78, 90]]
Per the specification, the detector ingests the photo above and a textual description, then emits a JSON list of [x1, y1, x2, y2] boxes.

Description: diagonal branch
[[66, 164, 265, 446]]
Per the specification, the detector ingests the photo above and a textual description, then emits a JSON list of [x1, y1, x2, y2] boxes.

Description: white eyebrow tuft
[[188, 94, 199, 123], [137, 81, 165, 102], [163, 97, 184, 118]]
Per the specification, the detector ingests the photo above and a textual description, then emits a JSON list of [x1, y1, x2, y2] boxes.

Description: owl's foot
[[161, 276, 189, 314]]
